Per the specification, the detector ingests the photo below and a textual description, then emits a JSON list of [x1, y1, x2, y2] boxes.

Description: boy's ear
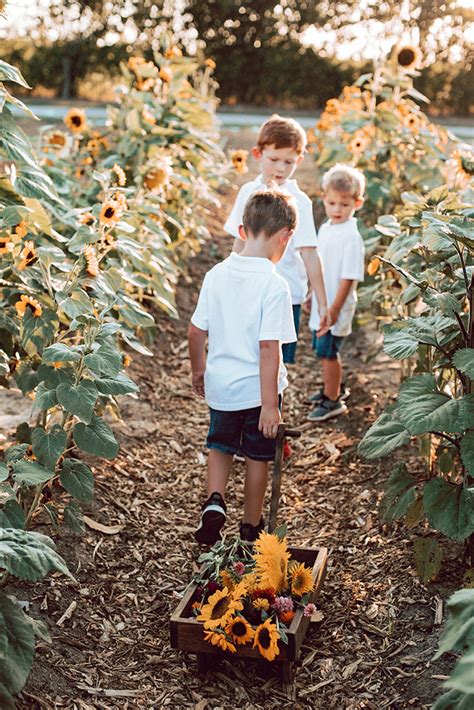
[[238, 224, 247, 241], [251, 146, 262, 160], [296, 153, 304, 166], [355, 197, 364, 210], [280, 227, 294, 243]]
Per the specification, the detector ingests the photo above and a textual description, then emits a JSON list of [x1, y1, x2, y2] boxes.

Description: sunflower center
[[258, 628, 271, 649], [211, 596, 230, 620], [71, 116, 82, 127], [232, 621, 247, 637], [104, 207, 116, 218], [397, 48, 416, 67]]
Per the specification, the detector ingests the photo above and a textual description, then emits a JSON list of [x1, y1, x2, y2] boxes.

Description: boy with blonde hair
[[225, 114, 330, 367], [308, 164, 365, 422], [189, 189, 297, 544]]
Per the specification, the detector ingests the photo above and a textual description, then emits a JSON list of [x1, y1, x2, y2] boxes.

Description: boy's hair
[[243, 189, 297, 238], [322, 164, 366, 199], [257, 114, 307, 155]]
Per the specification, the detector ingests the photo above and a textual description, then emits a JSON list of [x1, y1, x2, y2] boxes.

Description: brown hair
[[322, 164, 366, 199], [242, 189, 297, 238], [257, 114, 307, 154]]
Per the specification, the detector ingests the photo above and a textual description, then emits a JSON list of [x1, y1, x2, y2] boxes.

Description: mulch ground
[[6, 140, 465, 709]]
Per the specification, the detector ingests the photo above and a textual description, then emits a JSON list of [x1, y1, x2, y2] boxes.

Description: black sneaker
[[308, 381, 350, 404], [239, 517, 265, 542], [308, 395, 347, 422], [194, 492, 227, 545]]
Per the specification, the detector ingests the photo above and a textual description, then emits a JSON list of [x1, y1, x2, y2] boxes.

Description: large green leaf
[[413, 537, 443, 583], [42, 343, 81, 363], [396, 374, 463, 435], [96, 373, 139, 395], [31, 425, 67, 471], [423, 478, 474, 541], [0, 594, 35, 699], [0, 528, 72, 581], [84, 345, 122, 377], [445, 652, 474, 695], [358, 410, 411, 459], [63, 500, 85, 533], [435, 589, 474, 658], [0, 60, 31, 88], [0, 500, 25, 530], [432, 689, 473, 710], [56, 380, 97, 423], [60, 459, 94, 502], [73, 415, 119, 459], [453, 349, 474, 380], [11, 460, 53, 486], [379, 463, 417, 522], [461, 431, 474, 476], [33, 382, 58, 411], [383, 322, 419, 359], [384, 317, 457, 361], [55, 289, 94, 320], [0, 463, 8, 482], [0, 107, 37, 167]]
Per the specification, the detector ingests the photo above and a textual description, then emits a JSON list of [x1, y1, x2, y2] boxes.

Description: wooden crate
[[170, 546, 328, 679]]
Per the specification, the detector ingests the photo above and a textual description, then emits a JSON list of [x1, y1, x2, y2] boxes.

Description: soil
[[2, 131, 465, 709]]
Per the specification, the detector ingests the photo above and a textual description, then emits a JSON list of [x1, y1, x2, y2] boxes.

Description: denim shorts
[[206, 399, 282, 462], [282, 304, 301, 365], [312, 331, 344, 360]]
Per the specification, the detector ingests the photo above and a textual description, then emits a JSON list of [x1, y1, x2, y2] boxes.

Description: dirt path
[[7, 150, 462, 709]]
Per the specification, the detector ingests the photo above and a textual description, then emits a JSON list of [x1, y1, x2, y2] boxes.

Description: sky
[[1, 0, 473, 63]]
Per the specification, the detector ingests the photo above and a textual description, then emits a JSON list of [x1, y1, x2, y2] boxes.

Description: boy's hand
[[329, 305, 340, 326], [192, 371, 205, 398], [316, 305, 331, 336], [302, 294, 312, 314], [259, 405, 281, 439]]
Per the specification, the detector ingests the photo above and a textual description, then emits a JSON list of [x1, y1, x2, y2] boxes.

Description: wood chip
[[83, 515, 124, 535]]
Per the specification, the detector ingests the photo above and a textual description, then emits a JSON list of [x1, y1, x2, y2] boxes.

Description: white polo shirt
[[191, 253, 296, 411], [309, 217, 365, 337], [224, 175, 318, 305]]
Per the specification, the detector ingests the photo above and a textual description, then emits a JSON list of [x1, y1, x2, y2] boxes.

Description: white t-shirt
[[224, 175, 318, 305], [309, 217, 365, 337], [191, 253, 296, 411]]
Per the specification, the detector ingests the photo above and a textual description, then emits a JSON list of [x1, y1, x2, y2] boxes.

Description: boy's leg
[[308, 335, 347, 421], [282, 304, 301, 365], [243, 459, 269, 526], [207, 449, 233, 497], [322, 354, 342, 401]]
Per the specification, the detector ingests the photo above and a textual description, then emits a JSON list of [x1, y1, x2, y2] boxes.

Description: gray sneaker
[[308, 396, 347, 421], [308, 382, 350, 404]]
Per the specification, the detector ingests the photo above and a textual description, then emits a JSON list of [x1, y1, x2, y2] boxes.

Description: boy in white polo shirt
[[188, 190, 297, 544], [308, 164, 365, 422], [225, 114, 330, 366]]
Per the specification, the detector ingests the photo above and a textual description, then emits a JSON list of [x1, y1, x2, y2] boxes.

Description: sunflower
[[99, 200, 122, 227], [64, 108, 87, 134], [0, 235, 11, 254], [112, 164, 127, 187], [203, 629, 237, 653], [230, 149, 249, 175], [197, 586, 244, 630], [291, 563, 314, 596], [348, 133, 369, 155], [324, 98, 341, 114], [225, 616, 254, 645], [84, 245, 99, 276], [220, 570, 235, 591], [86, 138, 101, 157], [205, 57, 216, 70], [254, 532, 289, 593], [18, 241, 37, 271], [165, 46, 182, 59], [403, 113, 421, 133], [47, 130, 67, 148], [395, 45, 422, 71], [15, 295, 42, 318], [136, 77, 155, 92], [128, 56, 146, 72], [79, 212, 95, 226], [113, 191, 128, 211], [13, 222, 28, 241], [253, 597, 270, 611], [143, 158, 172, 191], [452, 148, 474, 178], [367, 257, 380, 276], [253, 618, 280, 661]]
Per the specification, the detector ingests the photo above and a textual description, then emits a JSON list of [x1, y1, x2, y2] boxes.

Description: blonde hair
[[243, 189, 297, 238], [257, 114, 307, 155], [322, 164, 365, 199]]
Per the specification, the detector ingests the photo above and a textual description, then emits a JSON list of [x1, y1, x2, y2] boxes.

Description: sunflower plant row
[[190, 530, 317, 660]]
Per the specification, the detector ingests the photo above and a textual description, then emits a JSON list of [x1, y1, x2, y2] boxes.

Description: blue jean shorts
[[312, 331, 344, 360], [206, 398, 282, 462], [282, 304, 301, 364]]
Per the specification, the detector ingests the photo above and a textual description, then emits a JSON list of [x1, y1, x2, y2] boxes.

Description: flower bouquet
[[170, 527, 328, 673]]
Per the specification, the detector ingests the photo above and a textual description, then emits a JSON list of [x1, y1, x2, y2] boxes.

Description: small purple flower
[[233, 561, 245, 576], [304, 603, 316, 617], [272, 596, 294, 613], [206, 580, 219, 593]]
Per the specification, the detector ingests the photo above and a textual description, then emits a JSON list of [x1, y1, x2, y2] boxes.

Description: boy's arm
[[259, 340, 281, 439], [188, 323, 207, 398], [329, 279, 355, 324], [299, 247, 330, 331]]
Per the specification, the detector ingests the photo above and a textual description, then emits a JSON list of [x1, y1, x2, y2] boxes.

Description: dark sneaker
[[239, 517, 265, 542], [194, 492, 226, 545], [308, 382, 350, 404], [308, 396, 347, 422]]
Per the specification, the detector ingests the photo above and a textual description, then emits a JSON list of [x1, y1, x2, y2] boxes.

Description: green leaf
[[33, 382, 58, 411], [0, 60, 31, 88], [11, 460, 52, 486], [396, 374, 462, 435], [84, 345, 122, 377], [55, 289, 94, 319], [96, 373, 139, 395], [0, 463, 8, 482], [435, 589, 474, 659], [0, 528, 72, 581], [358, 410, 411, 459], [432, 689, 472, 710], [4, 444, 29, 464], [0, 500, 25, 529], [0, 594, 35, 699], [413, 537, 443, 583], [31, 425, 67, 471], [461, 431, 474, 476], [379, 463, 417, 522], [423, 478, 474, 541], [453, 349, 474, 379], [60, 459, 94, 503], [383, 323, 419, 359], [42, 343, 81, 363], [63, 501, 85, 533], [73, 415, 119, 460], [56, 380, 97, 424], [445, 652, 474, 695]]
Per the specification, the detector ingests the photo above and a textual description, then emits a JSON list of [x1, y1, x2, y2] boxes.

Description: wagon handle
[[268, 423, 301, 533]]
